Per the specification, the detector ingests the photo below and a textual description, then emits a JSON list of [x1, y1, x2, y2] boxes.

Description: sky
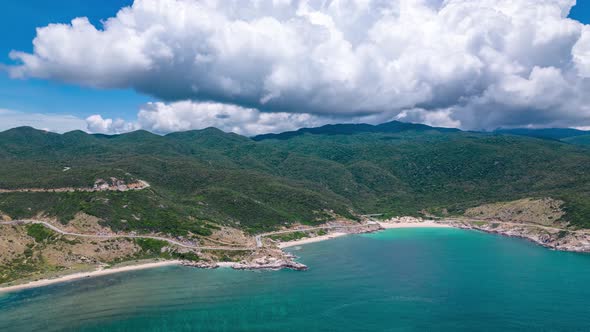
[[1, 0, 590, 135]]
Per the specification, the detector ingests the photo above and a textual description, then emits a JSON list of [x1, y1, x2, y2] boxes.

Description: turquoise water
[[2, 228, 590, 331]]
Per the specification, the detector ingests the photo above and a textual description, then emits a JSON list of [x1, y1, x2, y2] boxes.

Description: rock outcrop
[[448, 220, 590, 253], [464, 198, 566, 227], [231, 252, 308, 271], [0, 178, 150, 193], [181, 251, 308, 271]]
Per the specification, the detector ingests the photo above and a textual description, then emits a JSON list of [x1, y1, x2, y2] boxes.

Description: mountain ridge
[[4, 122, 590, 145]]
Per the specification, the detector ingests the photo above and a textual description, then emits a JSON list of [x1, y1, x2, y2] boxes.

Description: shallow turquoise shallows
[[2, 228, 590, 331]]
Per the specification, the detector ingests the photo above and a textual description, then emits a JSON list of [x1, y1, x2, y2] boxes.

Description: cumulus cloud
[[137, 101, 335, 135], [86, 114, 138, 134], [0, 108, 87, 133], [8, 0, 590, 129], [87, 101, 334, 135], [86, 99, 465, 136]]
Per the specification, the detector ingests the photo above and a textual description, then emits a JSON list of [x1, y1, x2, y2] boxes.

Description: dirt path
[[0, 220, 254, 251], [1, 219, 380, 251]]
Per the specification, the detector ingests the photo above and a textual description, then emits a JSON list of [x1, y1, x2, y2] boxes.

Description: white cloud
[[573, 26, 590, 77], [87, 101, 334, 136], [85, 114, 138, 134], [395, 108, 461, 129], [137, 101, 332, 135], [7, 0, 590, 129], [0, 108, 87, 133], [86, 99, 465, 136]]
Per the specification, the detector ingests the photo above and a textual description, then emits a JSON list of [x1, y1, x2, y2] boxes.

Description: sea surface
[[2, 228, 590, 331]]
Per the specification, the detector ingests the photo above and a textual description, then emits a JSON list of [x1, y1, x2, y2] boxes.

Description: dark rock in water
[[181, 261, 219, 269], [231, 257, 308, 271]]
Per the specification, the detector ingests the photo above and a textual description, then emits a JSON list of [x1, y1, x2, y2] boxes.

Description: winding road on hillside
[[0, 220, 253, 251], [0, 220, 379, 251], [3, 217, 587, 253]]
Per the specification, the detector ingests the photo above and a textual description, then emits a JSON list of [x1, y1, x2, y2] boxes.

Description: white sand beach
[[378, 220, 451, 229], [279, 221, 451, 248], [278, 232, 349, 248], [0, 260, 181, 293]]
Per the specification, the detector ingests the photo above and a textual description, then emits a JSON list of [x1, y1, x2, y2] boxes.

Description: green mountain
[[2, 121, 590, 235], [253, 121, 459, 141], [495, 128, 590, 145], [562, 134, 590, 146]]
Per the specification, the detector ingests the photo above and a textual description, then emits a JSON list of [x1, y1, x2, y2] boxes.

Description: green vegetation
[[133, 238, 201, 262], [0, 256, 43, 284], [135, 238, 167, 254], [269, 231, 308, 242], [0, 245, 65, 284], [557, 230, 569, 239], [26, 224, 57, 243], [1, 122, 590, 235]]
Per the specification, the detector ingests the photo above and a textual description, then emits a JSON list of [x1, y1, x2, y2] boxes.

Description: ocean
[[2, 228, 590, 331]]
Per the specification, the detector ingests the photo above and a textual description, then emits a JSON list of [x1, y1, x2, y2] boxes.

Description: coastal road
[[1, 219, 380, 251], [258, 222, 379, 240], [0, 220, 378, 251], [0, 220, 255, 251]]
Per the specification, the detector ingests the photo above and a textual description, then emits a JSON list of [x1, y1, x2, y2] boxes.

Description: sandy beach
[[279, 221, 451, 248], [378, 220, 451, 229], [0, 221, 452, 293], [0, 260, 181, 294], [278, 232, 349, 248]]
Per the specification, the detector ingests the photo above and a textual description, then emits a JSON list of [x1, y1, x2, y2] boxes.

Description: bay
[[2, 228, 590, 331]]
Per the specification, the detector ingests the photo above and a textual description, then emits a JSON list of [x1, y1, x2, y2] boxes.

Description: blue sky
[[570, 1, 590, 24], [1, 1, 590, 134], [0, 0, 144, 121]]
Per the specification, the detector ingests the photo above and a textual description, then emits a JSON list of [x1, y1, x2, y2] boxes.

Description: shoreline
[[278, 232, 349, 248], [0, 260, 181, 294], [0, 221, 470, 293], [378, 220, 451, 229], [278, 221, 451, 248]]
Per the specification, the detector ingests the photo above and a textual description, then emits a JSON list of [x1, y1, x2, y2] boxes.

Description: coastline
[[278, 232, 349, 248], [446, 220, 590, 253], [2, 220, 538, 294], [0, 260, 181, 294], [378, 220, 451, 229], [278, 221, 451, 248]]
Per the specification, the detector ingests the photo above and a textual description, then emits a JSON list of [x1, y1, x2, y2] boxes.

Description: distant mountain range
[[254, 122, 590, 145], [494, 127, 590, 142], [1, 120, 590, 236], [252, 121, 460, 141]]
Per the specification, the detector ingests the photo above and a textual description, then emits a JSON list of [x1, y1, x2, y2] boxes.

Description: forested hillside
[[1, 122, 590, 234]]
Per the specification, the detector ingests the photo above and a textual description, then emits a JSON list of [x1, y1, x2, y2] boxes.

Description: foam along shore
[[378, 220, 452, 229], [278, 221, 451, 248], [277, 232, 349, 249], [0, 260, 181, 294]]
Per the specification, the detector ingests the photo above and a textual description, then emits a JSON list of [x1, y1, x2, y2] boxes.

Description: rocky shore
[[181, 251, 308, 271], [182, 222, 383, 271], [446, 220, 590, 253], [367, 214, 590, 254]]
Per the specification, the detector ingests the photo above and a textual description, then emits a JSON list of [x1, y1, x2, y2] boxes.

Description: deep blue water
[[1, 228, 590, 331]]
